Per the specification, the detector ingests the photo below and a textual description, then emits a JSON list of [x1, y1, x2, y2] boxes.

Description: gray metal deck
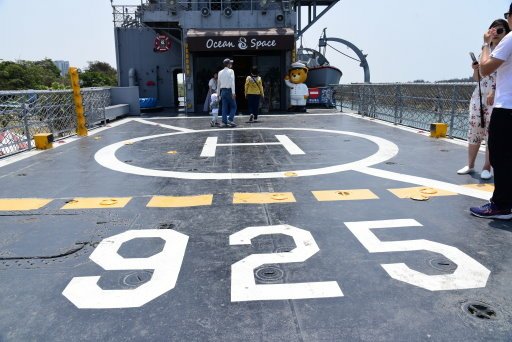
[[0, 111, 510, 341]]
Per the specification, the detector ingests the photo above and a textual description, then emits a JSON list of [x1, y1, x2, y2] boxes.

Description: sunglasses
[[505, 12, 510, 19], [496, 28, 506, 35]]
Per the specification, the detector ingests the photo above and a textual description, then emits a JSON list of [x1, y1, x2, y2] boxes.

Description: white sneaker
[[457, 166, 474, 175], [480, 170, 492, 180]]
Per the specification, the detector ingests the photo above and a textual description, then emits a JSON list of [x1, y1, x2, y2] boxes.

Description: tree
[[0, 59, 63, 90], [79, 61, 117, 87]]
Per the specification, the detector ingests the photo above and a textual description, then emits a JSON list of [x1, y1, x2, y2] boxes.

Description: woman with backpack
[[244, 66, 265, 122]]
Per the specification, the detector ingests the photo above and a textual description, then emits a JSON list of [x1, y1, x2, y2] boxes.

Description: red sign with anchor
[[154, 34, 171, 52]]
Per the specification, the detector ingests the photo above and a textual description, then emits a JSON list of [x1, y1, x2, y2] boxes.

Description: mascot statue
[[284, 62, 309, 112]]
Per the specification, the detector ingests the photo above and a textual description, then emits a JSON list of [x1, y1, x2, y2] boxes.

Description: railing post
[[437, 86, 443, 123], [351, 87, 355, 111], [360, 85, 366, 117], [339, 86, 343, 112], [449, 84, 457, 139], [398, 84, 404, 124], [22, 94, 32, 150], [394, 84, 399, 125]]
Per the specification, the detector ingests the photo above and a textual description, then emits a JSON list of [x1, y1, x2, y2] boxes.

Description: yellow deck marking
[[462, 183, 495, 192], [388, 187, 457, 199], [147, 195, 213, 208], [61, 197, 132, 209], [233, 192, 296, 204], [0, 198, 52, 211], [312, 189, 379, 202]]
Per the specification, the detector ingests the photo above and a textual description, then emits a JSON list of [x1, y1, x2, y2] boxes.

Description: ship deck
[[0, 110, 511, 341]]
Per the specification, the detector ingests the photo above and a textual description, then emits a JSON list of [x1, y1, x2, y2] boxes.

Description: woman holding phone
[[458, 19, 510, 179]]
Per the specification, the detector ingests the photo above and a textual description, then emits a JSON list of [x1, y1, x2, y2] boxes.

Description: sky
[[0, 0, 510, 83]]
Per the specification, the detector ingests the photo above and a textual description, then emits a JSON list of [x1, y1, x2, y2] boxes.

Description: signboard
[[187, 35, 295, 52]]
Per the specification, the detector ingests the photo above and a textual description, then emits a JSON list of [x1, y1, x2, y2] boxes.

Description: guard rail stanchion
[[69, 67, 88, 137]]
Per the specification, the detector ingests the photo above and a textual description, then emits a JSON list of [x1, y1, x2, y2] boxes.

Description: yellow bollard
[[430, 123, 448, 138], [34, 133, 54, 150], [68, 67, 88, 137]]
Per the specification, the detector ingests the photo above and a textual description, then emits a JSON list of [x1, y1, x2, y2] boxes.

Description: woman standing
[[203, 72, 218, 113], [458, 19, 510, 179], [245, 66, 264, 122]]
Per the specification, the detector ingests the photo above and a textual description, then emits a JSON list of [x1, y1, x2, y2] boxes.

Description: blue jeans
[[220, 88, 237, 124], [247, 94, 260, 119]]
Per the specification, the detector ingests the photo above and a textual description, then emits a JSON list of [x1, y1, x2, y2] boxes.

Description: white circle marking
[[94, 128, 399, 180]]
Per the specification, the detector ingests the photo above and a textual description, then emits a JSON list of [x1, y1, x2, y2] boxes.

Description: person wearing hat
[[217, 58, 237, 127], [470, 2, 512, 219]]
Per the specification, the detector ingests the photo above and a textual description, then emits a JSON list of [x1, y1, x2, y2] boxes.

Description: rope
[[326, 43, 361, 62]]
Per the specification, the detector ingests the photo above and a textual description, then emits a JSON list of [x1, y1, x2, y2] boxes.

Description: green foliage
[[0, 59, 118, 90], [79, 61, 117, 87], [0, 58, 64, 90]]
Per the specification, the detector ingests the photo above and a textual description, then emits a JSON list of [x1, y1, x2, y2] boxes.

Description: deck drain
[[158, 223, 175, 230], [463, 302, 497, 320], [271, 194, 288, 201], [419, 188, 438, 195], [428, 257, 457, 272], [123, 271, 153, 286], [100, 199, 118, 206], [274, 246, 295, 253], [440, 149, 450, 152], [385, 162, 396, 165], [284, 172, 298, 177], [255, 266, 284, 283]]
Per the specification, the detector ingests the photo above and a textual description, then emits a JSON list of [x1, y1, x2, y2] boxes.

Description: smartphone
[[470, 52, 478, 64]]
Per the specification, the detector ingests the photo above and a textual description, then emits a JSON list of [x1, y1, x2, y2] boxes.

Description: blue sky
[[0, 0, 510, 83]]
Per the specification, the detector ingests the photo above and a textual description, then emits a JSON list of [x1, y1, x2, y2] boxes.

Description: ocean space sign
[[187, 34, 294, 51]]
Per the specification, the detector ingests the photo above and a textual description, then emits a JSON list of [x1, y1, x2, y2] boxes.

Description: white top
[[285, 79, 309, 96], [208, 78, 217, 91], [217, 67, 236, 95], [491, 31, 512, 109]]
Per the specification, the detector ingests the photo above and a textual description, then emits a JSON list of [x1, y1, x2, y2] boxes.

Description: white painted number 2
[[344, 219, 490, 291], [62, 230, 188, 309], [229, 225, 343, 302]]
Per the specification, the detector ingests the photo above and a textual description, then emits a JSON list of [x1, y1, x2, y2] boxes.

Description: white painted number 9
[[62, 230, 188, 309]]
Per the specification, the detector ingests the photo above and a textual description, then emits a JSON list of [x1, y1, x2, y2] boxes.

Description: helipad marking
[[312, 189, 379, 202], [388, 187, 457, 199], [147, 195, 213, 208], [200, 135, 305, 157], [132, 118, 194, 132], [357, 167, 491, 200], [0, 198, 52, 211], [233, 192, 296, 204], [61, 197, 132, 209], [462, 183, 494, 192], [94, 127, 399, 180]]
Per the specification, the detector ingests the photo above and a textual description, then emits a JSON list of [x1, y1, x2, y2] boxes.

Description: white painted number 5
[[344, 219, 490, 291], [62, 230, 188, 309], [229, 224, 343, 302]]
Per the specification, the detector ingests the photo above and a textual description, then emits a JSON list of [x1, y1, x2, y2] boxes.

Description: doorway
[[173, 69, 184, 109], [232, 55, 254, 113], [193, 53, 283, 113]]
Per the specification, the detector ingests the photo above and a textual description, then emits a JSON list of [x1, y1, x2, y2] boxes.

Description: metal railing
[[112, 1, 290, 27], [0, 88, 110, 158], [333, 83, 476, 140]]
